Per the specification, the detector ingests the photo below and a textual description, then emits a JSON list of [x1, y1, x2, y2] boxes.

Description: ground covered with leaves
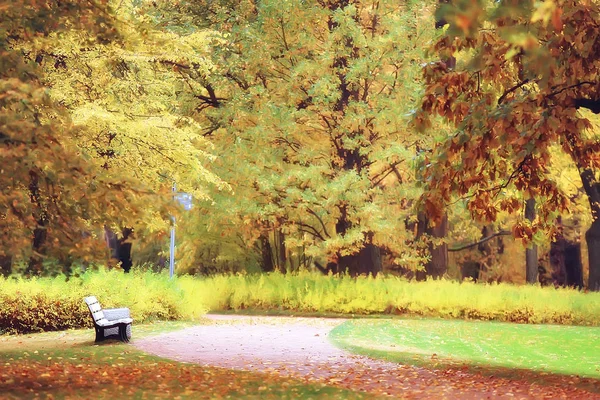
[[3, 316, 600, 399], [0, 321, 368, 399], [135, 315, 600, 399]]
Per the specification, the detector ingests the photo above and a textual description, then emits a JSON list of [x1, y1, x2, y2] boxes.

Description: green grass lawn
[[0, 321, 369, 399], [330, 318, 600, 379]]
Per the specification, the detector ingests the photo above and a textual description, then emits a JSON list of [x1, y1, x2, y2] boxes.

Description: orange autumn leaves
[[418, 0, 600, 238], [0, 357, 351, 399]]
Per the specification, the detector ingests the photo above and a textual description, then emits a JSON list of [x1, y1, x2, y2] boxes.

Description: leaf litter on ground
[[0, 321, 370, 400]]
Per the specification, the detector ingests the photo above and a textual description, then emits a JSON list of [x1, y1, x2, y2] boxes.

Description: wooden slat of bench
[[90, 309, 105, 322], [84, 296, 106, 323], [96, 318, 133, 327]]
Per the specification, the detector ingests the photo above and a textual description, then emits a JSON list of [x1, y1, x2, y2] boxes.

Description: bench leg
[[95, 327, 104, 343], [118, 324, 130, 343]]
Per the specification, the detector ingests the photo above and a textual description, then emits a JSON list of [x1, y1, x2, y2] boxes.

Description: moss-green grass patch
[[330, 318, 600, 379]]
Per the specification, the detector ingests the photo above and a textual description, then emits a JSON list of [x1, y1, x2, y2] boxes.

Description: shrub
[[0, 269, 207, 334], [190, 271, 600, 326], [0, 294, 89, 334], [3, 269, 600, 334]]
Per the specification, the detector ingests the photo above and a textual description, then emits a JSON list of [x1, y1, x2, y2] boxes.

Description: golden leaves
[[532, 0, 563, 31], [439, 0, 486, 38]]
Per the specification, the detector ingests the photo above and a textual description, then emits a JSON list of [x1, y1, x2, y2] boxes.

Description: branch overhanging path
[[133, 315, 597, 399]]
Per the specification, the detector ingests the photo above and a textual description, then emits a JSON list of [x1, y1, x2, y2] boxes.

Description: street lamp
[[170, 184, 193, 278]]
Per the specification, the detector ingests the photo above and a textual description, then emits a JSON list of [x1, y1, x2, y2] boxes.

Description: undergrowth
[[190, 271, 600, 326], [0, 269, 206, 334], [2, 269, 600, 334]]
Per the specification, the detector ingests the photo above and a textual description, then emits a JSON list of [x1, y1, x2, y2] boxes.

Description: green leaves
[[181, 0, 441, 272]]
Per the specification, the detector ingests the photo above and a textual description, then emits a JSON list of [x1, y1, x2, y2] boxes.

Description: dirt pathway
[[134, 315, 599, 399]]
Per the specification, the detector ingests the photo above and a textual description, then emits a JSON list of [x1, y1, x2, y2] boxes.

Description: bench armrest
[[103, 307, 131, 321]]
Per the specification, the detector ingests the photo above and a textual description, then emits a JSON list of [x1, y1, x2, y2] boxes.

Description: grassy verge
[[330, 318, 600, 389], [0, 321, 368, 399]]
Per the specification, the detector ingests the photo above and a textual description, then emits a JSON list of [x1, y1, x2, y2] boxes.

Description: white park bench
[[83, 296, 133, 343]]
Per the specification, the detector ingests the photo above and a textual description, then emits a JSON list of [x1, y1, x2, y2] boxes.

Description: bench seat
[[96, 317, 133, 327]]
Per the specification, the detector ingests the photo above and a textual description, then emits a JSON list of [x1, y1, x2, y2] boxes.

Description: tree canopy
[[174, 0, 441, 275], [418, 0, 600, 287], [2, 0, 600, 288], [0, 0, 131, 271]]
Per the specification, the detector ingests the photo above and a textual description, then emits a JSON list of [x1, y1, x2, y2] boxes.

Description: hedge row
[[189, 272, 600, 326], [3, 270, 600, 334], [0, 269, 206, 334]]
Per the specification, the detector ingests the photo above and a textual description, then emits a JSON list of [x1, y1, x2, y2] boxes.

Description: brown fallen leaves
[[2, 349, 600, 400], [317, 362, 600, 400], [4, 354, 600, 400], [219, 357, 600, 400], [0, 356, 366, 399]]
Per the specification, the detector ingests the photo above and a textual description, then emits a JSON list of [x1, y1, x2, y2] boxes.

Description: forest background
[[1, 0, 600, 291]]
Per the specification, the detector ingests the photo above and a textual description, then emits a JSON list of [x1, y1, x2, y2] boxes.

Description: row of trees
[[2, 0, 599, 289]]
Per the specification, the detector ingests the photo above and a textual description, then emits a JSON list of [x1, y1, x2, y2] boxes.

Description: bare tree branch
[[498, 79, 530, 105], [306, 207, 331, 238], [449, 230, 511, 252]]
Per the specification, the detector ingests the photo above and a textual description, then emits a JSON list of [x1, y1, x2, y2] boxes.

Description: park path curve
[[134, 315, 598, 399]]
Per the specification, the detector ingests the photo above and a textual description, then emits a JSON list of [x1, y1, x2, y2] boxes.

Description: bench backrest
[[84, 296, 106, 325]]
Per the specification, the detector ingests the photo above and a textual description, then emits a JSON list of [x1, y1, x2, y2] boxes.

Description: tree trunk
[[337, 243, 382, 277], [26, 171, 48, 276], [104, 226, 133, 273], [564, 241, 584, 288], [0, 255, 11, 277], [587, 220, 600, 291], [332, 203, 382, 277], [525, 198, 538, 284], [117, 243, 133, 273], [549, 217, 583, 289], [321, 3, 382, 277], [414, 0, 452, 282], [333, 204, 383, 276], [416, 212, 448, 280], [274, 229, 287, 273], [259, 233, 274, 272], [27, 222, 48, 275], [117, 228, 133, 273], [579, 169, 600, 291], [427, 214, 448, 278]]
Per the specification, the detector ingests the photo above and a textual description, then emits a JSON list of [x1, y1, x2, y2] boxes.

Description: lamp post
[[169, 183, 193, 278], [169, 184, 176, 278]]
